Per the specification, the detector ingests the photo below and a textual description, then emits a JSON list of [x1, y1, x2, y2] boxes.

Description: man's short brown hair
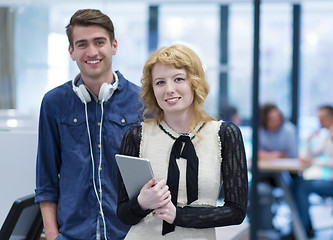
[[66, 9, 115, 49]]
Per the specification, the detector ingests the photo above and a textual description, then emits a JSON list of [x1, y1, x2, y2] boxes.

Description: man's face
[[267, 109, 283, 132], [318, 109, 333, 129], [68, 25, 117, 80]]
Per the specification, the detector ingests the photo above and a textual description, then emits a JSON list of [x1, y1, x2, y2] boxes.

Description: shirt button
[[97, 122, 101, 126], [121, 118, 126, 123], [98, 144, 101, 148], [99, 189, 102, 193], [98, 167, 102, 171], [99, 211, 102, 215], [99, 101, 102, 105], [73, 118, 77, 123]]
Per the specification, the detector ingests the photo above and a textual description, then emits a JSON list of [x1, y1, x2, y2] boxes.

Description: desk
[[303, 159, 333, 180], [258, 158, 308, 240], [258, 158, 306, 173]]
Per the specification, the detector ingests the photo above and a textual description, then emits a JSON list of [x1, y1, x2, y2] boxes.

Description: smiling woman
[[117, 44, 248, 240], [151, 63, 194, 129], [140, 45, 211, 131]]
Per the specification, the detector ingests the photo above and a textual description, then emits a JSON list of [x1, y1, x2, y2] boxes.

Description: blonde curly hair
[[140, 44, 215, 130]]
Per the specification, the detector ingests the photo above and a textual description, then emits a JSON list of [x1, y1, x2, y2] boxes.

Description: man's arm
[[305, 130, 324, 158], [40, 201, 59, 240]]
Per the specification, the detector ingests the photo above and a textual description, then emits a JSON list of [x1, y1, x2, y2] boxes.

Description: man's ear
[[69, 45, 75, 61], [111, 39, 118, 55]]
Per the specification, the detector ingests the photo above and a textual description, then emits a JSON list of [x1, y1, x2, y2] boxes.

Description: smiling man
[[35, 9, 142, 240]]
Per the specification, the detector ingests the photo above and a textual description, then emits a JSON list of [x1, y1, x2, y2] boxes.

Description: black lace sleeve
[[173, 121, 248, 228], [117, 122, 248, 228], [117, 125, 152, 225]]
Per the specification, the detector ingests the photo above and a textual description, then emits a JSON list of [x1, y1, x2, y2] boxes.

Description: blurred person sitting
[[253, 103, 299, 235], [304, 105, 333, 161], [219, 105, 241, 126], [259, 103, 298, 161], [294, 105, 333, 237]]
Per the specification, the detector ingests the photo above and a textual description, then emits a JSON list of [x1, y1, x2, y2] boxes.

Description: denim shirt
[[35, 71, 142, 240]]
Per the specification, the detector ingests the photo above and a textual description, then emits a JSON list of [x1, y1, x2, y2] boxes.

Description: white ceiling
[[0, 0, 329, 10], [0, 0, 318, 7]]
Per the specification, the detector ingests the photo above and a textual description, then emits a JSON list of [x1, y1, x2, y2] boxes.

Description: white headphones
[[71, 72, 119, 240], [72, 72, 119, 103]]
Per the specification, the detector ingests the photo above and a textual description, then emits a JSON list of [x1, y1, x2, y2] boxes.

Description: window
[[14, 3, 147, 120], [229, 3, 253, 120], [260, 3, 293, 118], [159, 3, 220, 117]]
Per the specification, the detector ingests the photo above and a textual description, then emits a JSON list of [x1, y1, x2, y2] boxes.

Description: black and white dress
[[117, 120, 248, 240]]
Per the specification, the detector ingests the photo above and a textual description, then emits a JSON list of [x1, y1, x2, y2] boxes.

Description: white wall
[[0, 131, 37, 227]]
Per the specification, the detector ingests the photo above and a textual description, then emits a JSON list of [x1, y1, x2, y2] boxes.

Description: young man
[[294, 105, 333, 237], [35, 9, 142, 240], [305, 105, 333, 159]]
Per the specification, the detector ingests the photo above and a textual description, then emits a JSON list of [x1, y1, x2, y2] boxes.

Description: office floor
[[258, 192, 333, 240], [310, 201, 333, 240], [38, 193, 333, 240]]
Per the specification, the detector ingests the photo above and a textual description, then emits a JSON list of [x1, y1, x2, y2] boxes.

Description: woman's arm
[[117, 125, 153, 225], [174, 122, 248, 228]]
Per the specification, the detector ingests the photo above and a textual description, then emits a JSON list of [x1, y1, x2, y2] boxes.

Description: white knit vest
[[124, 120, 223, 240]]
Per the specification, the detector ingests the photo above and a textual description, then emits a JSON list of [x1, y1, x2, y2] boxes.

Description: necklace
[[158, 121, 206, 140]]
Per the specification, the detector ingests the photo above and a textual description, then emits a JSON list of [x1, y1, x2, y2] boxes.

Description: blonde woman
[[117, 44, 248, 240]]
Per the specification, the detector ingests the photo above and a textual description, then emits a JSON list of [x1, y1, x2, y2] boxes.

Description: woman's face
[[151, 62, 194, 119]]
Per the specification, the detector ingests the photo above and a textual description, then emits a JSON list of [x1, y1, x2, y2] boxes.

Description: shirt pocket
[[59, 115, 89, 147], [104, 113, 141, 146], [107, 113, 140, 128]]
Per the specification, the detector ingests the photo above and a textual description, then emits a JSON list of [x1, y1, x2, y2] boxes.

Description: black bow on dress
[[162, 135, 199, 235]]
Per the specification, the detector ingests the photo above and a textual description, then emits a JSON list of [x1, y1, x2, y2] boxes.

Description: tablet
[[115, 154, 154, 199]]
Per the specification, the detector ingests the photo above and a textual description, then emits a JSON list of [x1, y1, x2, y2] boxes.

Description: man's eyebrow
[[94, 37, 107, 41], [74, 37, 108, 47], [74, 39, 87, 46]]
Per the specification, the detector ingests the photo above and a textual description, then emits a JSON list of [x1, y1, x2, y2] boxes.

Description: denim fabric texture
[[35, 71, 142, 240], [55, 233, 75, 240]]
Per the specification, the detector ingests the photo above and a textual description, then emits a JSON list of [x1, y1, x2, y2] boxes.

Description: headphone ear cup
[[98, 83, 109, 102], [78, 85, 91, 103], [98, 82, 116, 102], [72, 75, 91, 104], [72, 86, 85, 103], [73, 84, 91, 103]]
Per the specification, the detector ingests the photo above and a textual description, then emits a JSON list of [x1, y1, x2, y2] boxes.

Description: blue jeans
[[293, 179, 333, 230]]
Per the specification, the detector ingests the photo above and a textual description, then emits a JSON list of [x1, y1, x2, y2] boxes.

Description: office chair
[[0, 193, 43, 240]]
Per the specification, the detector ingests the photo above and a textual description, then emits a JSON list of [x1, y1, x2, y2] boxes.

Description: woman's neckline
[[158, 120, 205, 140]]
